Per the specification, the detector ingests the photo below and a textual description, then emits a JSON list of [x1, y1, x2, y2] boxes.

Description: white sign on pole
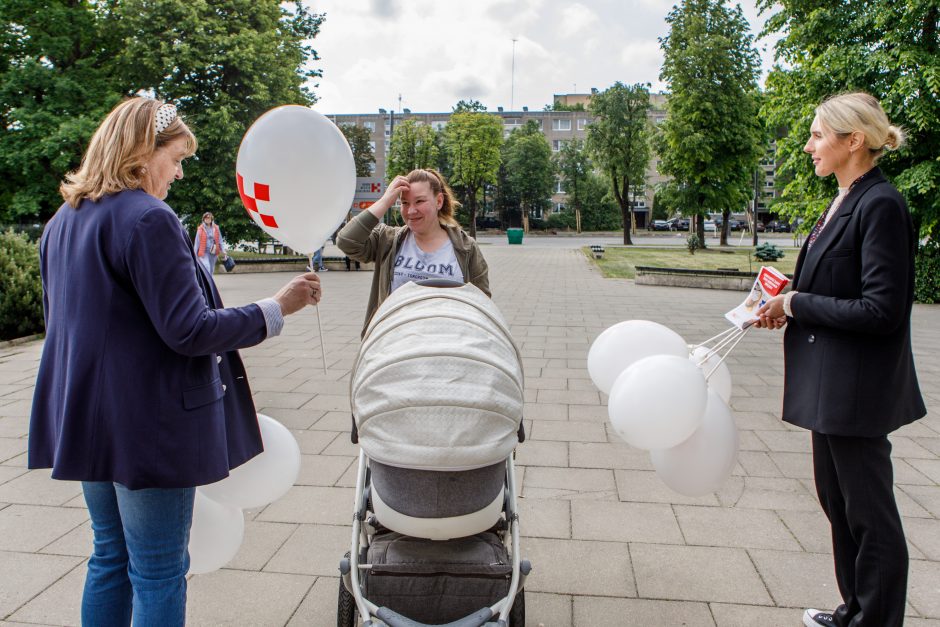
[[351, 177, 385, 215]]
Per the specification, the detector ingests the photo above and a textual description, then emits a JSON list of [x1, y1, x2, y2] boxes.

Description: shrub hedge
[[0, 229, 44, 341]]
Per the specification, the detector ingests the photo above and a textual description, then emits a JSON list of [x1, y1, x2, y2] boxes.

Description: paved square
[[1, 242, 937, 625]]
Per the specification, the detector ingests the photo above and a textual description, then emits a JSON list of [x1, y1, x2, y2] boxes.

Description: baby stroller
[[338, 281, 530, 627]]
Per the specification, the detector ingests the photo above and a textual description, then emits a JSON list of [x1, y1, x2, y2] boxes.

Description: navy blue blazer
[[29, 190, 267, 489], [782, 168, 926, 436]]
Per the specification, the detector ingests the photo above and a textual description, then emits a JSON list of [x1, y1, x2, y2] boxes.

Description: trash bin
[[507, 228, 524, 245]]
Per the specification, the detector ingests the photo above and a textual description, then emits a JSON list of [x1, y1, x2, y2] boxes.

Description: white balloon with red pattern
[[236, 105, 355, 254]]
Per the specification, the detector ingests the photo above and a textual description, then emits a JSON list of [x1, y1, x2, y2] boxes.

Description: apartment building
[[327, 92, 774, 229]]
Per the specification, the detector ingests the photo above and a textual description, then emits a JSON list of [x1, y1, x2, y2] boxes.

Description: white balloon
[[651, 389, 739, 496], [188, 491, 245, 575], [689, 346, 733, 404], [588, 320, 689, 394], [607, 355, 707, 450], [236, 105, 356, 254], [198, 415, 301, 510]]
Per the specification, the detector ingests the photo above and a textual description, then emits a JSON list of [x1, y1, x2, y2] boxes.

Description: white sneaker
[[803, 609, 835, 626]]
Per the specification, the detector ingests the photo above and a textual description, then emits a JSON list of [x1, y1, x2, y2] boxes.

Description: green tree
[[112, 0, 323, 243], [586, 82, 652, 245], [0, 0, 323, 245], [386, 118, 440, 177], [452, 99, 488, 113], [580, 172, 622, 231], [503, 121, 554, 230], [0, 1, 123, 222], [444, 111, 503, 238], [555, 139, 591, 232], [657, 0, 764, 247], [340, 123, 376, 177], [758, 0, 940, 242]]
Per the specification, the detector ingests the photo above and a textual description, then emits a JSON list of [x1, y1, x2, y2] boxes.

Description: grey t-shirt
[[391, 232, 465, 293]]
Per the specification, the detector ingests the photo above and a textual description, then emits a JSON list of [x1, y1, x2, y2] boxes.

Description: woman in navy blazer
[[28, 98, 323, 626], [757, 93, 926, 627]]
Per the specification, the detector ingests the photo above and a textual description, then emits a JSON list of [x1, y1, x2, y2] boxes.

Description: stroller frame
[[339, 449, 530, 627]]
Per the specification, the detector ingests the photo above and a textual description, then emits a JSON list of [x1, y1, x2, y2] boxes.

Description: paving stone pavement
[[1, 244, 938, 627]]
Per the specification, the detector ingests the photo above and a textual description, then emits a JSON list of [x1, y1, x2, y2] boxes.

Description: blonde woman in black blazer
[[757, 93, 926, 627]]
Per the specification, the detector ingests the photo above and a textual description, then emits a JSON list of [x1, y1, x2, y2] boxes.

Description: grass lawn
[[587, 246, 799, 279]]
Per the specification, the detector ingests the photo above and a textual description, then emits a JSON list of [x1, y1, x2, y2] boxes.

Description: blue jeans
[[81, 482, 195, 627], [312, 247, 325, 270]]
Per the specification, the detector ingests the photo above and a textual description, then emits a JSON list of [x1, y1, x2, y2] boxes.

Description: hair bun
[[884, 125, 906, 151]]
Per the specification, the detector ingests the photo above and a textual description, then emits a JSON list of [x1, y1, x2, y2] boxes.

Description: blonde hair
[[60, 97, 197, 207], [816, 92, 905, 162], [405, 168, 460, 228]]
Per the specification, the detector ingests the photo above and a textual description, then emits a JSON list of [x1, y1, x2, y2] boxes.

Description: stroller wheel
[[509, 589, 525, 626], [337, 570, 357, 627]]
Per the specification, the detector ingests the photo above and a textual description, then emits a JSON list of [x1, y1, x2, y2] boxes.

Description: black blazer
[[29, 190, 265, 489], [782, 168, 925, 436]]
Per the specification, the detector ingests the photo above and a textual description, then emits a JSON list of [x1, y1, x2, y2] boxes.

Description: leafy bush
[[0, 229, 44, 341], [686, 234, 701, 254], [914, 240, 940, 304], [544, 212, 577, 231], [754, 242, 785, 262]]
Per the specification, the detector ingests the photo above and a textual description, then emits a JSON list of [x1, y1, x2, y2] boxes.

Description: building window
[[552, 118, 572, 131], [555, 179, 565, 194], [552, 139, 568, 152], [577, 118, 588, 130], [362, 121, 375, 131], [553, 202, 565, 214], [503, 117, 522, 127], [369, 141, 376, 152], [431, 120, 447, 131]]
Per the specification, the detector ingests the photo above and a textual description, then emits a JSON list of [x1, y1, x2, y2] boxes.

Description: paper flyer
[[724, 266, 790, 330]]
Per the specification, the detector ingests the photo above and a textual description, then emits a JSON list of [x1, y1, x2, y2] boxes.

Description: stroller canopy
[[350, 282, 524, 471]]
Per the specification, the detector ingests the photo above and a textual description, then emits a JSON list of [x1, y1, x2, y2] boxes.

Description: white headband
[[155, 103, 177, 134]]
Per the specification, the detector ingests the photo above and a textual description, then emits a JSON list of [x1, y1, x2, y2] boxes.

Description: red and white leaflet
[[724, 266, 791, 330]]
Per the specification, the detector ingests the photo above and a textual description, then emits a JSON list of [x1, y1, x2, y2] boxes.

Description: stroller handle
[[374, 606, 498, 627]]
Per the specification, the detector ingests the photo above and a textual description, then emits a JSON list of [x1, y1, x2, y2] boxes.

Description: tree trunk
[[620, 175, 633, 245], [720, 207, 730, 246], [575, 207, 582, 233], [468, 186, 478, 239]]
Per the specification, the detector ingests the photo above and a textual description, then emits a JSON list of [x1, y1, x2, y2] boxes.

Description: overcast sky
[[305, 0, 783, 115]]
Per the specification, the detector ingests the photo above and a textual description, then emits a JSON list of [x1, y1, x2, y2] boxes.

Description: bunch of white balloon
[[588, 321, 744, 496], [188, 414, 301, 574]]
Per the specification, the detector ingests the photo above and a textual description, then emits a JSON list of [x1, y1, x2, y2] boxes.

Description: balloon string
[[690, 326, 739, 352], [704, 326, 750, 380], [697, 327, 746, 365], [315, 304, 327, 374], [308, 256, 328, 375]]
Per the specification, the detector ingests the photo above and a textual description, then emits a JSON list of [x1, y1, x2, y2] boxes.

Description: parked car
[[669, 218, 691, 231], [703, 219, 717, 233], [766, 219, 791, 233], [753, 221, 766, 232], [651, 220, 671, 231]]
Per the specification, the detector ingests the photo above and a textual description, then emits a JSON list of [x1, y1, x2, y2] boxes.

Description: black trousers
[[812, 432, 908, 627]]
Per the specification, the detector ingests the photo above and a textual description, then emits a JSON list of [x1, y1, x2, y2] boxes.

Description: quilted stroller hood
[[350, 281, 524, 471]]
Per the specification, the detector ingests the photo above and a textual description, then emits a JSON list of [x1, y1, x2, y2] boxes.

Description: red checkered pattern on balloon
[[237, 173, 278, 228]]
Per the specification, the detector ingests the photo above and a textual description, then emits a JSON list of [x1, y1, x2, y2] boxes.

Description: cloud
[[370, 0, 398, 18], [558, 3, 600, 37]]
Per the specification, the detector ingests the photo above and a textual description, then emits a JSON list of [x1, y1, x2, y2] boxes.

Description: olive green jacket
[[336, 211, 491, 337]]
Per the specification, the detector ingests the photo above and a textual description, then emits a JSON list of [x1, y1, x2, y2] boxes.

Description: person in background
[[194, 211, 225, 274], [312, 245, 328, 271], [337, 168, 489, 336], [28, 97, 323, 627], [755, 92, 925, 627]]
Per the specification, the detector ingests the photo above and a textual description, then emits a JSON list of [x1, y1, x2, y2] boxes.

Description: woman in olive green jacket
[[337, 168, 490, 337]]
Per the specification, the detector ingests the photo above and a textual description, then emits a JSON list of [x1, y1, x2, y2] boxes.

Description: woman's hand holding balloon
[[755, 295, 787, 329], [273, 272, 322, 315]]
